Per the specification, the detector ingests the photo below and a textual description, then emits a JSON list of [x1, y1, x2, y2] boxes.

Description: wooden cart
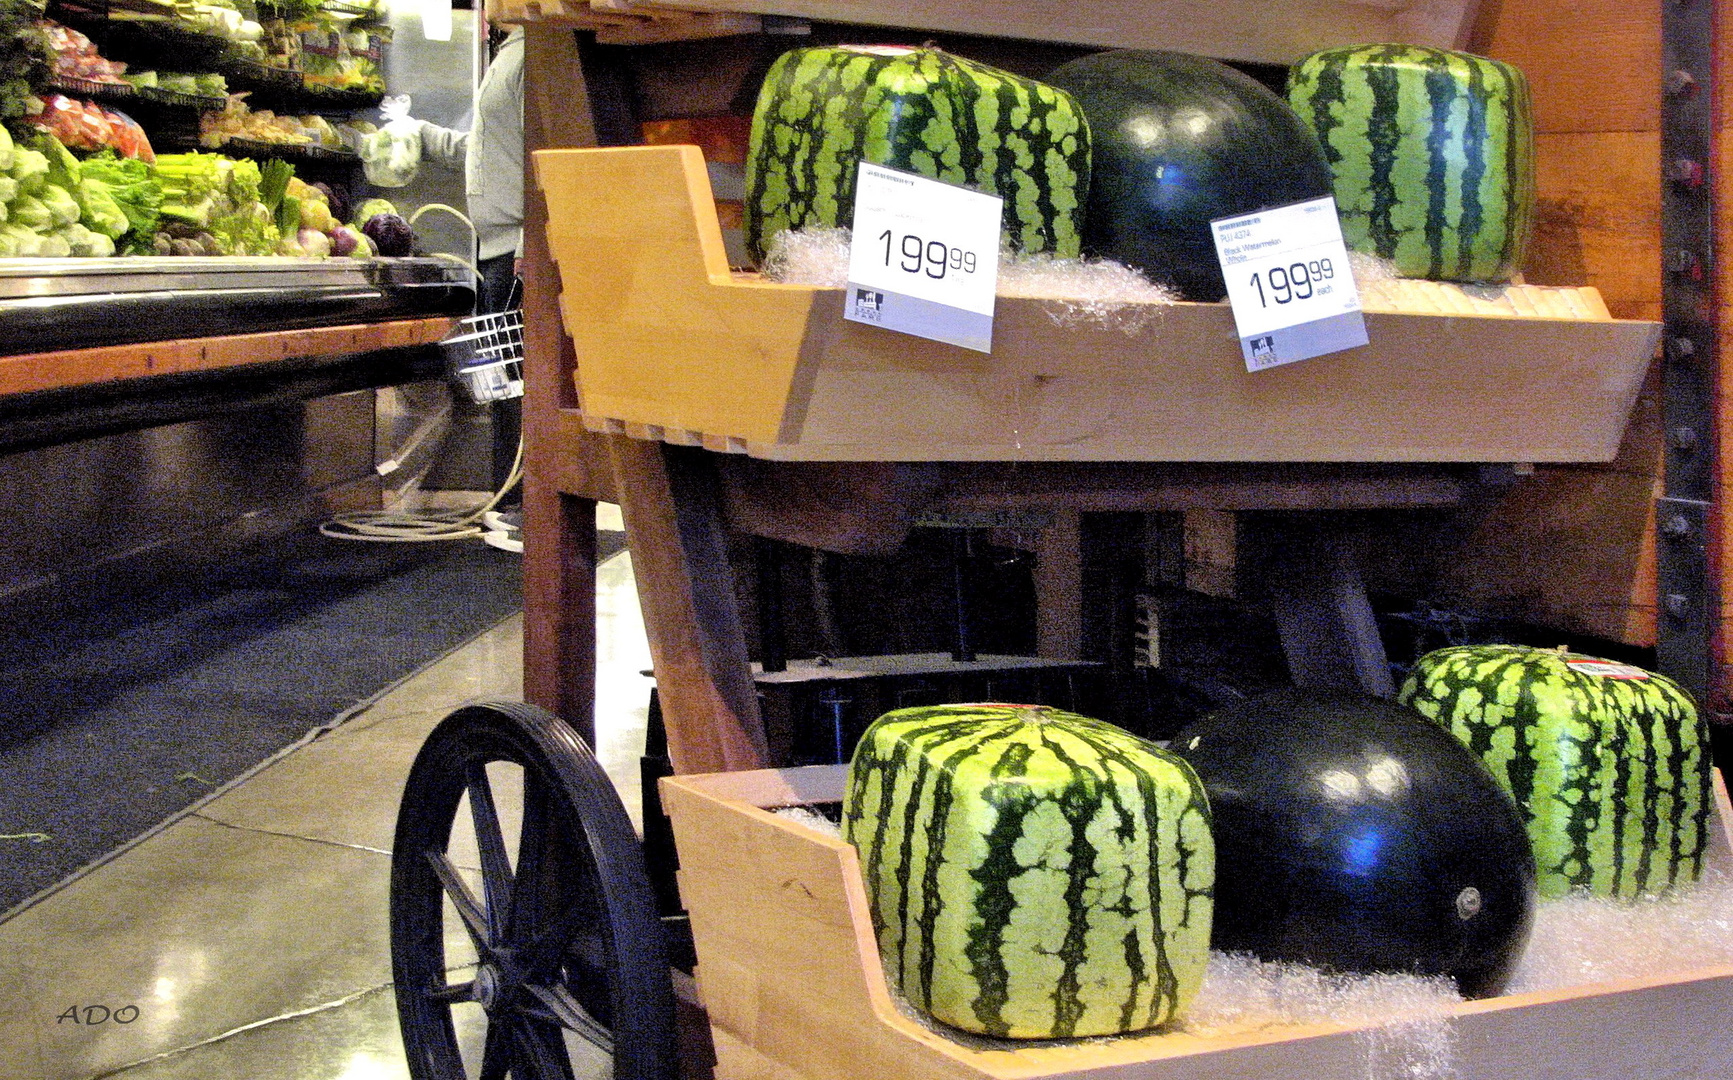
[[384, 1, 1731, 1078]]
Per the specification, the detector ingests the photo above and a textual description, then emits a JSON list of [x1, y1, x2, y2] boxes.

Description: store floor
[[0, 521, 653, 1080]]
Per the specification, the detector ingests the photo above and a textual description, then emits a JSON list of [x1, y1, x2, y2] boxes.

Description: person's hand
[[379, 94, 413, 123]]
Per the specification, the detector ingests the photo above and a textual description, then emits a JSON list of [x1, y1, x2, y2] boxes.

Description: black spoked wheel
[[391, 700, 674, 1080]]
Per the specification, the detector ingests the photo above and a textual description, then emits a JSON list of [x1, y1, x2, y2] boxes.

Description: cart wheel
[[391, 700, 675, 1080]]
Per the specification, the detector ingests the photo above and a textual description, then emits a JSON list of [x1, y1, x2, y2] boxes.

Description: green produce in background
[[1399, 645, 1711, 898], [10, 193, 48, 231], [12, 147, 47, 194], [81, 152, 163, 253], [1286, 44, 1535, 283], [844, 702, 1213, 1039]]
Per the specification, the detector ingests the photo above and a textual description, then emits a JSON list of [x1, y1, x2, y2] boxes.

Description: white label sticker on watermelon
[[1212, 195, 1368, 372], [1566, 660, 1652, 680], [846, 162, 1002, 353]]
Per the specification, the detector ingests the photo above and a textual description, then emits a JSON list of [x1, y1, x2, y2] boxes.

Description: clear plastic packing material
[[771, 803, 1733, 1078], [1509, 869, 1733, 994], [760, 227, 1179, 335]]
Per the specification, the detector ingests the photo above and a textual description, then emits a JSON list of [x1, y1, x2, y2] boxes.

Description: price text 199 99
[[1248, 258, 1335, 306], [878, 230, 977, 280]]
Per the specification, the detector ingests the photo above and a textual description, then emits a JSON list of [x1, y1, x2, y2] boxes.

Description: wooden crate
[[534, 145, 1661, 464], [660, 765, 1733, 1080]]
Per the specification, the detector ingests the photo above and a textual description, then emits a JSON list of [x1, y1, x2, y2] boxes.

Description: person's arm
[[417, 119, 468, 170]]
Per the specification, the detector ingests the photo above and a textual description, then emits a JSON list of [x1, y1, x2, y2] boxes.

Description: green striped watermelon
[[842, 703, 1212, 1039], [1286, 44, 1535, 283], [1397, 645, 1713, 899], [742, 46, 1090, 265]]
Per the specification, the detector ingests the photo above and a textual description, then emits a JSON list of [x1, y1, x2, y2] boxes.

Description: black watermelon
[[1044, 50, 1334, 300], [1172, 688, 1535, 998]]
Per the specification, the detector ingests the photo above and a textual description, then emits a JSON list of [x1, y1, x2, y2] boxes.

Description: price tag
[[1212, 195, 1368, 372], [845, 163, 1001, 353]]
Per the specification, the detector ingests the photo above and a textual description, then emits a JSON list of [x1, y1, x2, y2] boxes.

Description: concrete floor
[[0, 536, 653, 1080]]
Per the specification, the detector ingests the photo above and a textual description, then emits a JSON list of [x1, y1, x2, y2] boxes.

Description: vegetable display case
[[0, 255, 471, 355], [534, 144, 1659, 464], [661, 764, 1733, 1080]]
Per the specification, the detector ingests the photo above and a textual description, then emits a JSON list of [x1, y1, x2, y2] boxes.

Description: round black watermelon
[[1171, 688, 1535, 998], [1044, 50, 1334, 300]]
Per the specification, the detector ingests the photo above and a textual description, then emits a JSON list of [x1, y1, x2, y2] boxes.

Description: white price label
[[845, 162, 1001, 353], [1212, 195, 1368, 371]]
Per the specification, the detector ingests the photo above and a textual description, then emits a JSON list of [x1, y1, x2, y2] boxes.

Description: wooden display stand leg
[[1260, 521, 1397, 698], [610, 439, 770, 774]]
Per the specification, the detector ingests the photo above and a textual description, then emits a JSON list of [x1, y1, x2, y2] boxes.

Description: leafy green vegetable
[[10, 146, 47, 194], [81, 152, 162, 242], [10, 193, 49, 230], [0, 0, 50, 140], [351, 196, 398, 226], [259, 158, 293, 213], [3, 224, 41, 256], [31, 132, 79, 190], [39, 182, 80, 228]]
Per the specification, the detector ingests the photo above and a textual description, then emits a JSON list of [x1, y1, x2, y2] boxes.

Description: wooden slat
[[1469, 0, 1660, 134], [490, 0, 1479, 64], [1527, 130, 1663, 319], [0, 317, 457, 398], [609, 438, 769, 774], [521, 24, 609, 730]]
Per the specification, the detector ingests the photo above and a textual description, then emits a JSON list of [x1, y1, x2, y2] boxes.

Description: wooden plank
[[1469, 0, 1660, 135], [536, 145, 1658, 465], [0, 317, 457, 398], [664, 765, 1733, 1080], [1526, 130, 1663, 318], [610, 439, 770, 774], [492, 0, 1479, 64], [1034, 510, 1084, 660], [521, 24, 608, 726]]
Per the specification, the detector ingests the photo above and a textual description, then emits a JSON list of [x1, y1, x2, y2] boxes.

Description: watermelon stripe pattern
[[743, 47, 1090, 264], [843, 703, 1212, 1039], [1287, 44, 1535, 283], [1398, 646, 1712, 899]]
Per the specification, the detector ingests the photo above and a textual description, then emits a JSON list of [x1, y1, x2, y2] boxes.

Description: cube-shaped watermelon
[[842, 703, 1212, 1039], [1287, 44, 1536, 283], [743, 46, 1090, 264]]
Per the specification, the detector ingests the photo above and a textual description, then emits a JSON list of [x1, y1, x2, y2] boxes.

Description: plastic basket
[[440, 308, 525, 403]]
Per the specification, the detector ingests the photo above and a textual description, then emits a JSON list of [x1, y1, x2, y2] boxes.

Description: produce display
[[1044, 49, 1334, 301], [40, 19, 125, 85], [843, 702, 1213, 1039], [1398, 645, 1711, 899], [33, 93, 153, 157], [0, 0, 414, 260], [124, 70, 228, 98], [1173, 689, 1536, 998], [199, 93, 362, 149], [0, 0, 51, 137], [743, 45, 1091, 264], [1286, 44, 1535, 283], [0, 131, 131, 255]]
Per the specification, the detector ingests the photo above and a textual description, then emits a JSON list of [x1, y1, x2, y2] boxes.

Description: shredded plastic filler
[[1508, 869, 1733, 993], [1182, 954, 1460, 1080], [771, 815, 1733, 1077], [759, 227, 1179, 334]]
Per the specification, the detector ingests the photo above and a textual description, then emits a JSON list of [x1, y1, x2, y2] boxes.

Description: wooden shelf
[[533, 144, 1660, 465], [663, 764, 1733, 1080], [0, 316, 457, 397], [488, 0, 1478, 62]]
